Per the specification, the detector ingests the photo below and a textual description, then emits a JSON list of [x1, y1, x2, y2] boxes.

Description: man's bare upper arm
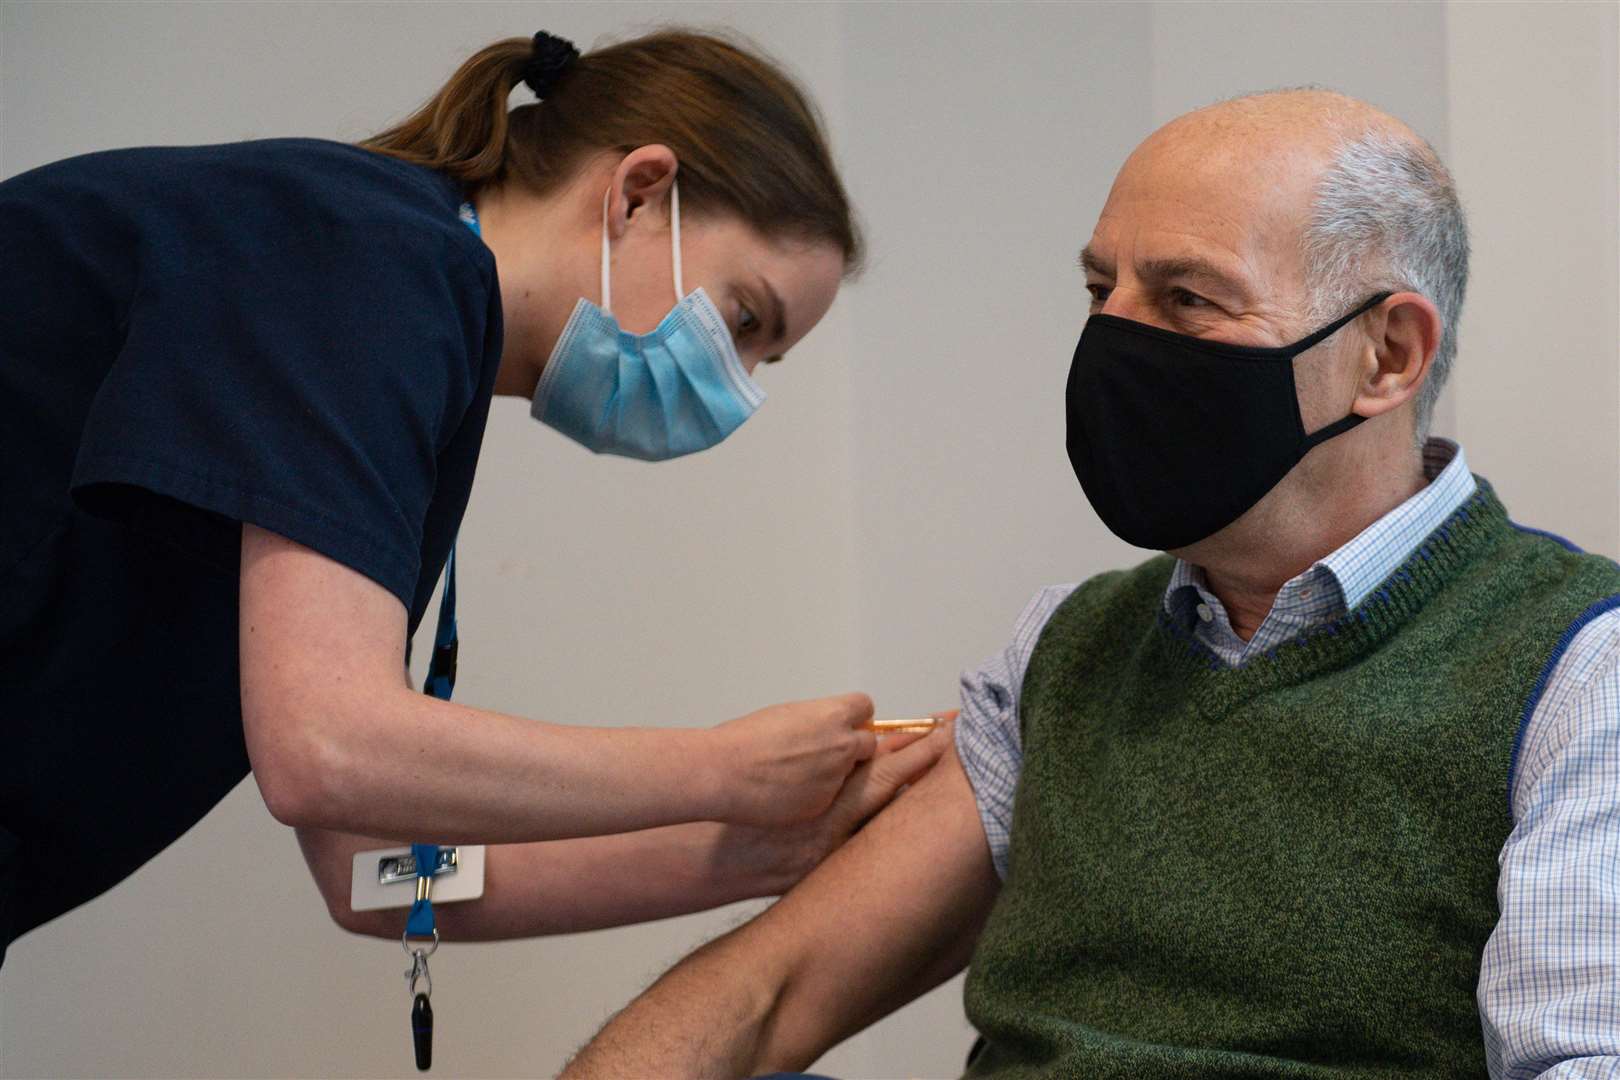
[[751, 735, 1002, 1069]]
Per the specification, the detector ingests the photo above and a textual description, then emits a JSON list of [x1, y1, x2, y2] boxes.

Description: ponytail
[[363, 29, 862, 272], [361, 38, 533, 185]]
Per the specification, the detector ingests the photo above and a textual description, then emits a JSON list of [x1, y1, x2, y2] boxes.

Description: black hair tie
[[522, 31, 579, 99]]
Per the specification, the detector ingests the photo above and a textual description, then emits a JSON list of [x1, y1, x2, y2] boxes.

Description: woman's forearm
[[300, 728, 953, 942], [241, 525, 728, 841], [241, 525, 873, 846], [272, 686, 727, 842], [301, 822, 770, 940]]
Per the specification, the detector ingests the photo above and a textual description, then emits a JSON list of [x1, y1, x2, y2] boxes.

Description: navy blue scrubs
[[0, 139, 503, 963]]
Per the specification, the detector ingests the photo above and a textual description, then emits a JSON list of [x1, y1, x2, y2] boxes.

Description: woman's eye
[[738, 305, 759, 334]]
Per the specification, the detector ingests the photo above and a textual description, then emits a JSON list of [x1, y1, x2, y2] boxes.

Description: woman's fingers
[[817, 692, 876, 762], [831, 723, 951, 828], [873, 730, 929, 755], [717, 693, 952, 827], [834, 692, 876, 727]]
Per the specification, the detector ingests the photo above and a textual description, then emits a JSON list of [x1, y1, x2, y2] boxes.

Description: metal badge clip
[[378, 848, 459, 887], [351, 845, 485, 913]]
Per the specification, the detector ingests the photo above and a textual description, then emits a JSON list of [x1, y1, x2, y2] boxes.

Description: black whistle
[[411, 992, 433, 1071]]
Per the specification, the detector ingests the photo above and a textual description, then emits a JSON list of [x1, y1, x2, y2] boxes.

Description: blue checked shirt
[[955, 440, 1620, 1078]]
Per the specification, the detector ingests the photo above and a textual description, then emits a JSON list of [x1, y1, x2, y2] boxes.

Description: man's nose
[[1098, 286, 1156, 327]]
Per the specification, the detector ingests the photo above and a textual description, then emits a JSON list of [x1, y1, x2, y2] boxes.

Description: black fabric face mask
[[1065, 292, 1390, 551]]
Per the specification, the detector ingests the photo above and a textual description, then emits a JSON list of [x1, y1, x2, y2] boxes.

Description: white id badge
[[349, 845, 486, 912]]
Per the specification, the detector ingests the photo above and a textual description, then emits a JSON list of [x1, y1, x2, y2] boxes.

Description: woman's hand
[[712, 719, 955, 895], [711, 692, 879, 827]]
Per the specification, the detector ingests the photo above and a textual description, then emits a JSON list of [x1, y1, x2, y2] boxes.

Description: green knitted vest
[[962, 482, 1620, 1079]]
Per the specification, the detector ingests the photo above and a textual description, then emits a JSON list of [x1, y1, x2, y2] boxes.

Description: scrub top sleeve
[[71, 223, 491, 609]]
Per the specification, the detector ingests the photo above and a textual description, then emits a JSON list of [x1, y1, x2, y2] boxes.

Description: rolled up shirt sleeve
[[955, 584, 1075, 880], [1480, 606, 1620, 1079]]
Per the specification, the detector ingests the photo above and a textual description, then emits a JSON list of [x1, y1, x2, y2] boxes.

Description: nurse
[[0, 29, 945, 963]]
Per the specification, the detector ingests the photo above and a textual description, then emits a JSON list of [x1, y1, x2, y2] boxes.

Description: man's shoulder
[[1371, 481, 1620, 649], [1501, 520, 1620, 584], [1475, 515, 1620, 637]]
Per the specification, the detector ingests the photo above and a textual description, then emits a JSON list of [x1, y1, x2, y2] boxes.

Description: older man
[[562, 90, 1620, 1078]]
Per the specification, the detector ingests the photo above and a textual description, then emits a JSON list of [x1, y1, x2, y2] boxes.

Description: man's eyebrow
[[1135, 255, 1245, 292], [1083, 245, 1249, 298]]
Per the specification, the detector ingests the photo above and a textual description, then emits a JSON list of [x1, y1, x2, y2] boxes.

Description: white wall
[[3, 2, 1616, 1077], [1447, 0, 1620, 556]]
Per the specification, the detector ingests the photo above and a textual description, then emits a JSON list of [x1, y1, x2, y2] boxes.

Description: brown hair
[[362, 29, 862, 273]]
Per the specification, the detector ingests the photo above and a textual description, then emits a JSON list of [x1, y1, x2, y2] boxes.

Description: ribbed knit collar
[[1155, 479, 1510, 713]]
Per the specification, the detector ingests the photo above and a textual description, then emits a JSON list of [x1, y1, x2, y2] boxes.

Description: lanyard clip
[[402, 933, 437, 1070], [402, 931, 437, 996]]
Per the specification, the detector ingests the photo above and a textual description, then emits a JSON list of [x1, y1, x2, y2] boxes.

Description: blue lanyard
[[405, 539, 456, 938], [404, 201, 480, 941]]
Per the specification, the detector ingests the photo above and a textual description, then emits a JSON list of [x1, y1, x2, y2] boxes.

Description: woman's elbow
[[292, 826, 391, 936], [246, 710, 351, 829]]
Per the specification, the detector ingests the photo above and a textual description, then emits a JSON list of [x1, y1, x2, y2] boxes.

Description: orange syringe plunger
[[867, 711, 956, 734]]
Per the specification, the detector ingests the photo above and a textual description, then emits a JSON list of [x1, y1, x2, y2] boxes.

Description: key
[[403, 943, 436, 1071], [411, 991, 433, 1071]]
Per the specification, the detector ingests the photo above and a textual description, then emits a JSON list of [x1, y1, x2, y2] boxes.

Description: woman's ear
[[1352, 291, 1443, 419], [605, 145, 679, 241]]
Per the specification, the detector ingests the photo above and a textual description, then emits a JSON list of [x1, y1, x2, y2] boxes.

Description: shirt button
[[1196, 603, 1214, 623]]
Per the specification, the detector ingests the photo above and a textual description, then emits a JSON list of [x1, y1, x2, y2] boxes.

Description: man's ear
[[1353, 291, 1443, 419], [605, 145, 679, 241]]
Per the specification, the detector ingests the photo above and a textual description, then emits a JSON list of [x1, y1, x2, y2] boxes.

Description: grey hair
[[1301, 129, 1470, 440]]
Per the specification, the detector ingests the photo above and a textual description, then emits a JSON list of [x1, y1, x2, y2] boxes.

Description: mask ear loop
[[1297, 291, 1394, 449], [601, 179, 683, 310], [1290, 291, 1392, 354], [599, 189, 612, 313], [1302, 411, 1369, 449], [670, 179, 684, 302]]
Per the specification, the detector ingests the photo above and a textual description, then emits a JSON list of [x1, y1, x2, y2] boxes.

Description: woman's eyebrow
[[759, 277, 787, 343]]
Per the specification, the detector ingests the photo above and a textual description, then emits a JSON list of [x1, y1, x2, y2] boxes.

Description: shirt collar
[[1317, 438, 1475, 610], [1163, 438, 1476, 624]]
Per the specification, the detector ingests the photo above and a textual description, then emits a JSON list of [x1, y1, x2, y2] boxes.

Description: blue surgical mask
[[530, 182, 766, 460]]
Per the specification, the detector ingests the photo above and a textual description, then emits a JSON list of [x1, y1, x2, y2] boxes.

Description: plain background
[[2, 1, 1616, 1076]]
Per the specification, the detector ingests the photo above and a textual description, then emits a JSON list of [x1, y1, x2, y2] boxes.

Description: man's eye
[[1169, 287, 1213, 308], [738, 305, 759, 334], [1087, 284, 1112, 304]]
